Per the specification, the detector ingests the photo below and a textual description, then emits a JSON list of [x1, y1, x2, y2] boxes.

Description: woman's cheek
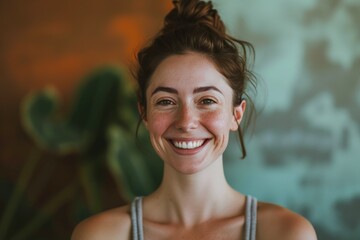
[[202, 110, 230, 130], [148, 112, 170, 136]]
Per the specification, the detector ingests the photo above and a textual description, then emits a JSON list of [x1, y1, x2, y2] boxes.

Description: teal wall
[[216, 0, 360, 239]]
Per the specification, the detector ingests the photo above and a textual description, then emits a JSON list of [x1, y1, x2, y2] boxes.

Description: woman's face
[[143, 52, 245, 174]]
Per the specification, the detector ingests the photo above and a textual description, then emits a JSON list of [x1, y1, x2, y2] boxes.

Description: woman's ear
[[231, 100, 246, 131], [137, 103, 148, 128]]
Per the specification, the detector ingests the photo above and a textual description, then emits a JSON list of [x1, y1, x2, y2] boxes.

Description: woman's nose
[[174, 104, 198, 131]]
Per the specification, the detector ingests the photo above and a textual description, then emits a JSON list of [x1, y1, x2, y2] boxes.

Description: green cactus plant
[[21, 66, 162, 198], [0, 66, 163, 240]]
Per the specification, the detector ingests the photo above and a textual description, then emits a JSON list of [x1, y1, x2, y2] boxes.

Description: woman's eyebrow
[[151, 86, 223, 96], [151, 86, 178, 96], [193, 86, 223, 95]]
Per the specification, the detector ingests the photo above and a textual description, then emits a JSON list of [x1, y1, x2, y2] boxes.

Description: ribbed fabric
[[244, 195, 257, 240], [131, 197, 144, 240], [131, 195, 257, 240]]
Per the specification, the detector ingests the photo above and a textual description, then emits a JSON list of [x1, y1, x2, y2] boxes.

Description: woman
[[72, 0, 317, 239]]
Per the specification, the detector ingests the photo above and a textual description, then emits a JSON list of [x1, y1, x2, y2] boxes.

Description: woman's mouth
[[171, 139, 207, 149]]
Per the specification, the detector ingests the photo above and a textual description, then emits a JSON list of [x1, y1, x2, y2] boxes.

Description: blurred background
[[0, 0, 359, 239]]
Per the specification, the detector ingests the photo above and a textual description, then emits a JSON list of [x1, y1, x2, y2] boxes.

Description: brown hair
[[133, 0, 257, 158]]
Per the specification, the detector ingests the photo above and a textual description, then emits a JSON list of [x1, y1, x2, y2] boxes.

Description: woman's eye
[[201, 98, 216, 105], [156, 99, 174, 106]]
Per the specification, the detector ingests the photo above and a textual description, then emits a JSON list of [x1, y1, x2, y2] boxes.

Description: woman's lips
[[172, 139, 205, 149], [167, 139, 210, 152]]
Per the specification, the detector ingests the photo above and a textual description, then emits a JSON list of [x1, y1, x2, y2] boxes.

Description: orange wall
[[0, 0, 172, 175]]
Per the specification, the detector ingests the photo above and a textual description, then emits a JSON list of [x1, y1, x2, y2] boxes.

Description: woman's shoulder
[[71, 204, 132, 240], [257, 201, 317, 240]]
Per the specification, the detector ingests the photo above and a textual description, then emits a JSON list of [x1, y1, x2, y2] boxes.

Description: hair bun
[[164, 0, 225, 34]]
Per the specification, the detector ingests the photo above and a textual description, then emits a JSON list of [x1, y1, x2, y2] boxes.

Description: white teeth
[[173, 140, 205, 149]]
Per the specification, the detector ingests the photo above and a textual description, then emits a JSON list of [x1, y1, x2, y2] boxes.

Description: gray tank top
[[131, 195, 257, 240]]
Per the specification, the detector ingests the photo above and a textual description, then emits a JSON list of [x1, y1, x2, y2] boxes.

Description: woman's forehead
[[147, 53, 231, 92]]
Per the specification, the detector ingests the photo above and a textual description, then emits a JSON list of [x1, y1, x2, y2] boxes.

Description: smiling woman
[[143, 53, 242, 175], [71, 0, 317, 239]]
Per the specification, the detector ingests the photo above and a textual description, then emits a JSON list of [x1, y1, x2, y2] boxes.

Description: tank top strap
[[131, 196, 144, 240], [244, 195, 258, 240], [131, 195, 257, 240]]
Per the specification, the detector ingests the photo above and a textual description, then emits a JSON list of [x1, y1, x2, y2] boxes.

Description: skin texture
[[71, 53, 317, 240]]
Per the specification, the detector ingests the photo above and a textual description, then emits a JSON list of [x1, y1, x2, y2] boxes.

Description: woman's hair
[[133, 0, 257, 158]]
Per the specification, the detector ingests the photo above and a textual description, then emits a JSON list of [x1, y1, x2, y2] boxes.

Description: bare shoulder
[[257, 201, 317, 240], [71, 204, 132, 240]]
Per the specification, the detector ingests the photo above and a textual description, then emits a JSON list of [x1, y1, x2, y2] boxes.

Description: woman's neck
[[145, 158, 242, 227]]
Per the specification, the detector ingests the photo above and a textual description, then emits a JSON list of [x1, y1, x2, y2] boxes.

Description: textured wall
[[218, 0, 360, 239]]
